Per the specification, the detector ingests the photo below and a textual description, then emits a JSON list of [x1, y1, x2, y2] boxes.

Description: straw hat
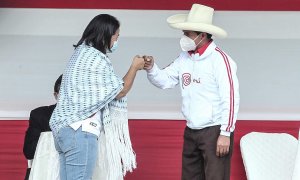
[[167, 4, 227, 38]]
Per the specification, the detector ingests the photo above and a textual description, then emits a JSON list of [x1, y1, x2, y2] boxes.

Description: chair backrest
[[240, 132, 298, 180], [292, 128, 300, 180], [29, 132, 59, 180]]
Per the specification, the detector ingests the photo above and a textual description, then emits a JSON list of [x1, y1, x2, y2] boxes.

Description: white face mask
[[109, 40, 118, 53], [180, 34, 202, 51]]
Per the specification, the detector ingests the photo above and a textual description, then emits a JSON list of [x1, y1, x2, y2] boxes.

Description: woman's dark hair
[[54, 74, 63, 93], [73, 14, 120, 54]]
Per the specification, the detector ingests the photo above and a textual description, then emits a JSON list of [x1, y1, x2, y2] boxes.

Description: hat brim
[[167, 14, 227, 38]]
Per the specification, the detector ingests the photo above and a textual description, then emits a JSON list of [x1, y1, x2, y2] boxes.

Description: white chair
[[292, 129, 300, 180], [29, 132, 60, 180], [240, 132, 298, 180]]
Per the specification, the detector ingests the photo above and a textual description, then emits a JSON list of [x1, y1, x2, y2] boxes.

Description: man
[[143, 4, 240, 180], [23, 74, 62, 180]]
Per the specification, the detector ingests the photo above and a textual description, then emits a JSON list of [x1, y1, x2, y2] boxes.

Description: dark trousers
[[25, 168, 30, 180], [181, 126, 234, 180]]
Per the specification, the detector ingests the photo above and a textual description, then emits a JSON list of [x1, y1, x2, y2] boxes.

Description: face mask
[[109, 40, 118, 53], [54, 92, 59, 101], [180, 35, 202, 51]]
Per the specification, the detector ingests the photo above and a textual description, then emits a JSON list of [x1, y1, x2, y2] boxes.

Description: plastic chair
[[292, 129, 300, 180], [29, 132, 60, 180], [240, 132, 298, 180]]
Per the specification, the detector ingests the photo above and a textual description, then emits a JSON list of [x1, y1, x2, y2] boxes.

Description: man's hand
[[143, 55, 154, 70], [216, 135, 230, 157]]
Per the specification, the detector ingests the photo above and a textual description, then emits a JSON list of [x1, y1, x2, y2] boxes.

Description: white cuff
[[146, 63, 158, 74], [220, 130, 231, 137], [28, 159, 33, 168]]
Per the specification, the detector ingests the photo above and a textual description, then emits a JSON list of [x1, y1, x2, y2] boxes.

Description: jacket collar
[[189, 41, 216, 61]]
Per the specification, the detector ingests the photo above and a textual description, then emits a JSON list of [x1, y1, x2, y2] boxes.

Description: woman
[[49, 14, 144, 180]]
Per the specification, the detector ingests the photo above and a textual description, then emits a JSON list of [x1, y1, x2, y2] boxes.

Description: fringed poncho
[[50, 43, 136, 179]]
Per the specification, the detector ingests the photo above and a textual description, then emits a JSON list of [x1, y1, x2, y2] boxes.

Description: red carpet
[[0, 120, 299, 179]]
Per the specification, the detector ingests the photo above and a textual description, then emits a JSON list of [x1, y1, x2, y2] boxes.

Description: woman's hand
[[132, 55, 145, 71]]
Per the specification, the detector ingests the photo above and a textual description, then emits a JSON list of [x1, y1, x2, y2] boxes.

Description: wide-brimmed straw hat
[[167, 4, 227, 38]]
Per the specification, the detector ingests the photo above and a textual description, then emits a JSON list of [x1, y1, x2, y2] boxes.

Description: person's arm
[[115, 56, 145, 99], [144, 56, 180, 89], [215, 56, 240, 137], [23, 109, 42, 159], [214, 51, 240, 157]]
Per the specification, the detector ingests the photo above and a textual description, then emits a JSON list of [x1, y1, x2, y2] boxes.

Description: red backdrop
[[1, 0, 300, 10], [0, 120, 299, 179]]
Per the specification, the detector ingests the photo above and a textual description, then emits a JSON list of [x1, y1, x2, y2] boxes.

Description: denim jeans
[[54, 126, 98, 180]]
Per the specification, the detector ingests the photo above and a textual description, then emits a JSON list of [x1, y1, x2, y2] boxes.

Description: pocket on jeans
[[57, 127, 76, 152], [84, 131, 99, 141]]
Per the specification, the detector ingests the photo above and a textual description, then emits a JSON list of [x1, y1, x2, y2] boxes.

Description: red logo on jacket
[[182, 73, 191, 88]]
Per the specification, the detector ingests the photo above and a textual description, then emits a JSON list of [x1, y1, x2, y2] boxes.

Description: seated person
[[23, 74, 62, 180]]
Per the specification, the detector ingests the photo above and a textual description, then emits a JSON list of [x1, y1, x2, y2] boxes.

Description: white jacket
[[147, 42, 240, 136]]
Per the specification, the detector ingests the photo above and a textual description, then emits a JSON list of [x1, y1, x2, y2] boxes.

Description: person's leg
[[58, 127, 98, 180], [200, 126, 234, 180], [54, 132, 67, 180], [181, 127, 205, 180], [24, 168, 30, 180]]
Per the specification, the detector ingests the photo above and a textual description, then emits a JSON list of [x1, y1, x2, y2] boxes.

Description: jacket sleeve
[[23, 110, 42, 159], [146, 59, 180, 89], [214, 52, 240, 137]]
